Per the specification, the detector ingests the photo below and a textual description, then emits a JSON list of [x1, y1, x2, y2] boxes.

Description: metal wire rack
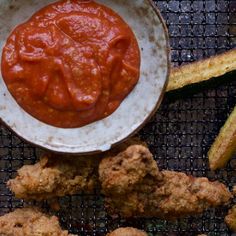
[[0, 0, 236, 235]]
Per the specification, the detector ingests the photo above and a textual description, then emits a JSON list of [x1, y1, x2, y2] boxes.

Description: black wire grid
[[0, 0, 236, 235]]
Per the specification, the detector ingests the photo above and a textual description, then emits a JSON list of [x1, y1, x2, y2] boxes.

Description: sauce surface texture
[[1, 0, 140, 128]]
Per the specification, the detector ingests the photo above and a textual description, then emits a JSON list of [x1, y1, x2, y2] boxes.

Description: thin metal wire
[[0, 0, 235, 235]]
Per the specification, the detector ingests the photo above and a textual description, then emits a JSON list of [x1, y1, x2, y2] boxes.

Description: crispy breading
[[8, 138, 142, 201], [233, 186, 236, 196], [107, 227, 147, 236], [7, 141, 232, 220], [167, 48, 236, 92], [8, 153, 100, 201], [100, 145, 162, 195], [99, 145, 232, 219], [208, 106, 236, 170], [0, 208, 75, 236], [225, 205, 236, 232]]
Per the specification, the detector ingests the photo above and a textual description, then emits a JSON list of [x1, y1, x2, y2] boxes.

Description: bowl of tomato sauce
[[0, 0, 170, 154]]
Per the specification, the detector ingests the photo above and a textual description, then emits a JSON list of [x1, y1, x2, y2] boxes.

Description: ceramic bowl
[[0, 0, 170, 154]]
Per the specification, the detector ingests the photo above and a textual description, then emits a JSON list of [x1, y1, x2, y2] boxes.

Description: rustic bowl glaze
[[0, 0, 170, 154]]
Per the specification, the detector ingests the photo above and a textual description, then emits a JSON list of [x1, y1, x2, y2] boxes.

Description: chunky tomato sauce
[[1, 0, 140, 128]]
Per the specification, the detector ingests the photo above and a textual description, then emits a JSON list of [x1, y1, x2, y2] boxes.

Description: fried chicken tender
[[0, 208, 75, 236], [107, 227, 147, 236], [100, 144, 162, 195], [233, 186, 236, 196], [225, 205, 236, 232], [8, 138, 143, 201], [99, 145, 232, 219], [8, 153, 100, 201]]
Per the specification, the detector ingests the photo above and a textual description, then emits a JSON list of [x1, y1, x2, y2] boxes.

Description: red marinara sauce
[[1, 0, 140, 128]]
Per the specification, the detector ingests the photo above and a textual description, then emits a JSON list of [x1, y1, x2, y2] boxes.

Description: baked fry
[[208, 106, 236, 170], [167, 49, 236, 92], [107, 227, 147, 236], [225, 205, 236, 232], [0, 208, 75, 236], [8, 153, 100, 201], [99, 144, 232, 219]]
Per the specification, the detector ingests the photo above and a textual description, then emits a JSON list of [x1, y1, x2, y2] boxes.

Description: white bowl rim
[[0, 0, 171, 155]]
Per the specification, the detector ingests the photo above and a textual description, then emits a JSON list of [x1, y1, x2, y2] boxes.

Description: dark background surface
[[0, 0, 236, 235]]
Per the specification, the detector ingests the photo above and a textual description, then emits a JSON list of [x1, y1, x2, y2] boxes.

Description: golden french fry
[[167, 49, 236, 92], [208, 106, 236, 170]]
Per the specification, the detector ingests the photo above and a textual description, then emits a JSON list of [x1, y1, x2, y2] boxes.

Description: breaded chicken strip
[[8, 153, 100, 201], [0, 208, 75, 236], [225, 205, 236, 232], [233, 186, 236, 196], [7, 138, 142, 201], [107, 227, 147, 236], [100, 144, 162, 195], [99, 145, 232, 219]]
